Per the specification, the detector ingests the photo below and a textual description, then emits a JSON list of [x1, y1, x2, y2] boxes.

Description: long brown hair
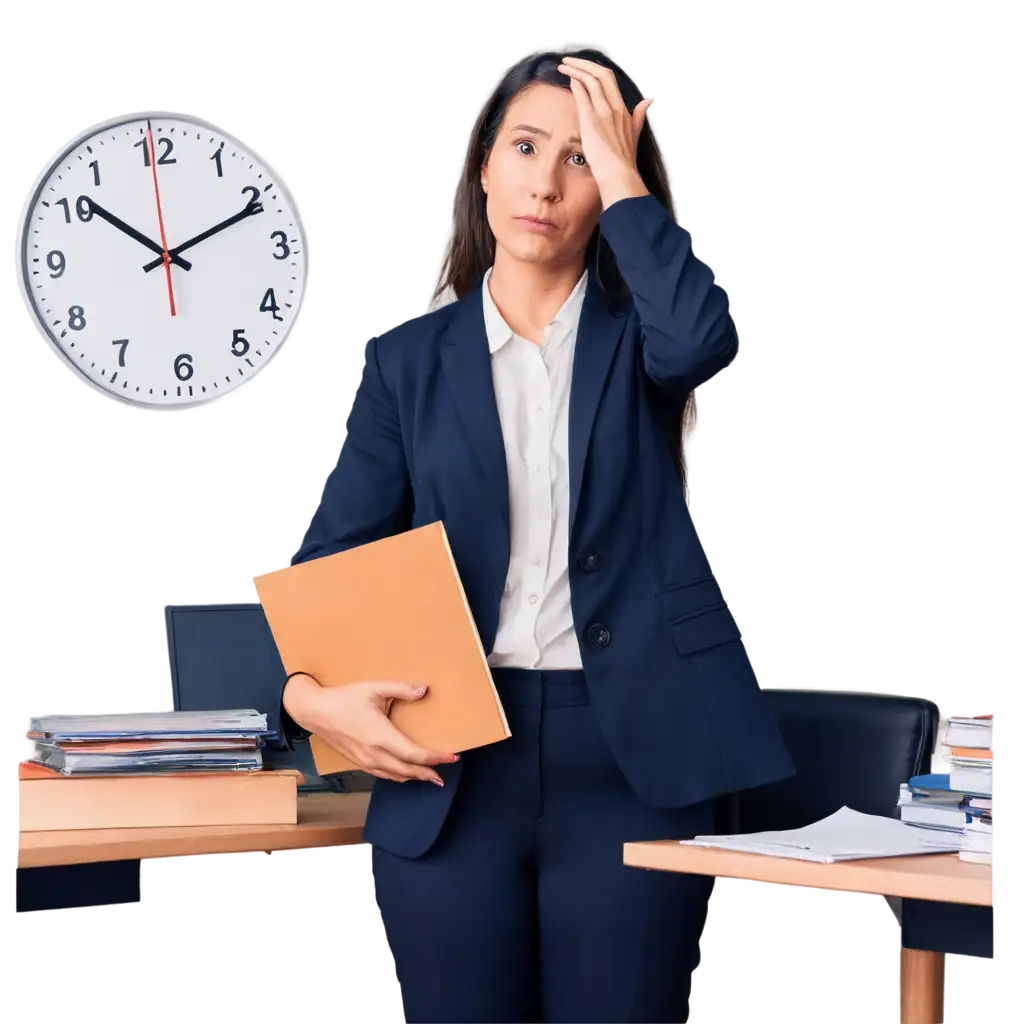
[[423, 41, 696, 497]]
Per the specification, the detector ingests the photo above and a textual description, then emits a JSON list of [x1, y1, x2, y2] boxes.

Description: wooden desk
[[623, 840, 992, 1024], [19, 791, 370, 868]]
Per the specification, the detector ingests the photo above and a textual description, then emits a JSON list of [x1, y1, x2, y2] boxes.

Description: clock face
[[17, 111, 308, 408]]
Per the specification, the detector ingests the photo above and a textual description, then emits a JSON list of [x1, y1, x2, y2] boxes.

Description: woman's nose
[[530, 161, 561, 202]]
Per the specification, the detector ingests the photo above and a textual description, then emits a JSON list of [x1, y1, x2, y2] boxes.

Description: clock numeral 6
[[68, 305, 86, 331], [46, 250, 66, 278], [55, 196, 93, 224], [271, 231, 290, 260], [135, 136, 176, 167], [260, 287, 283, 322], [232, 329, 250, 357], [174, 353, 194, 381]]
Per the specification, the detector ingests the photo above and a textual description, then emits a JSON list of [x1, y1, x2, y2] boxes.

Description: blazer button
[[588, 623, 612, 648], [577, 551, 602, 572]]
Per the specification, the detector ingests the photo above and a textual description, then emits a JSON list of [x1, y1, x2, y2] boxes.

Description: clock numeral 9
[[232, 329, 250, 357], [260, 287, 283, 321], [174, 353, 194, 381], [55, 196, 93, 224], [68, 305, 86, 331], [135, 136, 176, 167], [271, 231, 290, 260], [46, 250, 66, 278]]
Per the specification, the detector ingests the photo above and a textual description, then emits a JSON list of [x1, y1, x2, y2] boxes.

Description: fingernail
[[451, 754, 460, 762], [431, 778, 445, 787]]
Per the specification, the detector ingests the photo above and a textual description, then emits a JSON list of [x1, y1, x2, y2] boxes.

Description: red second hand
[[146, 125, 177, 317]]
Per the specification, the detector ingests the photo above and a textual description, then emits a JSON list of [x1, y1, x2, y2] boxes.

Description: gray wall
[[0, 8, 1015, 843]]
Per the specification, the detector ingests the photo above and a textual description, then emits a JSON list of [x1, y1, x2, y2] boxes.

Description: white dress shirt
[[482, 264, 588, 670]]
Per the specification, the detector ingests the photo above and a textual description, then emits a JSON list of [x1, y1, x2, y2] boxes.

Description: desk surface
[[18, 792, 370, 869], [622, 840, 992, 906]]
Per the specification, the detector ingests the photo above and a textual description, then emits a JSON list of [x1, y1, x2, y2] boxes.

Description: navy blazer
[[280, 192, 795, 858]]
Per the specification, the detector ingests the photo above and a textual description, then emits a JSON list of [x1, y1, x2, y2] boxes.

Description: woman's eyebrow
[[510, 123, 582, 145]]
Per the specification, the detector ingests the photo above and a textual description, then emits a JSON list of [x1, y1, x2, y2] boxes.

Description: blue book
[[909, 773, 990, 798]]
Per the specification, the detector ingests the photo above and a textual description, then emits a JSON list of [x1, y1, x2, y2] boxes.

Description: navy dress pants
[[371, 667, 718, 1023]]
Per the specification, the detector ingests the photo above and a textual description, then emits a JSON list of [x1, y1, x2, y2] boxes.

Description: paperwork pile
[[680, 806, 962, 863]]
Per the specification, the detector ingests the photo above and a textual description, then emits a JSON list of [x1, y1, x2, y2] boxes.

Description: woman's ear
[[480, 161, 488, 193]]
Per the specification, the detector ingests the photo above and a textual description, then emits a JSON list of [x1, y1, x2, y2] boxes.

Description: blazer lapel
[[440, 278, 510, 533], [568, 266, 629, 541]]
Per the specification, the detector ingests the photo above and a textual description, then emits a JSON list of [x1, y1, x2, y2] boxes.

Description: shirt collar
[[481, 265, 588, 354]]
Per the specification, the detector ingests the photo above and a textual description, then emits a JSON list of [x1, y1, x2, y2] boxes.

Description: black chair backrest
[[718, 690, 940, 835]]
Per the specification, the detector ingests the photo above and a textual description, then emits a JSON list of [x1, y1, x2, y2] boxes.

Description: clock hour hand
[[142, 199, 264, 273], [85, 198, 192, 271]]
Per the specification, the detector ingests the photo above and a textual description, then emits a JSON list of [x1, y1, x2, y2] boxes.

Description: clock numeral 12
[[175, 353, 194, 381], [260, 288, 283, 321], [135, 136, 176, 167]]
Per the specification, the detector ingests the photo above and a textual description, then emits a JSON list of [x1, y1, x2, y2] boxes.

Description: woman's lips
[[515, 216, 557, 233]]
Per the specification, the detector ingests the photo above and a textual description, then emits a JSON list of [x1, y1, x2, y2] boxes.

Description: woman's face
[[481, 82, 602, 270]]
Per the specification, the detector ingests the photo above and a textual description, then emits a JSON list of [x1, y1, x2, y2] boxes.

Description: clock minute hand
[[142, 200, 264, 273], [86, 199, 192, 271]]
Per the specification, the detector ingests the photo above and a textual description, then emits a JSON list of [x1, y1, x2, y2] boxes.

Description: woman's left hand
[[557, 55, 653, 208]]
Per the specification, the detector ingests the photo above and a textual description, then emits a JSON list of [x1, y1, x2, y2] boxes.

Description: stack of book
[[896, 714, 992, 865], [946, 714, 993, 865], [20, 709, 303, 831]]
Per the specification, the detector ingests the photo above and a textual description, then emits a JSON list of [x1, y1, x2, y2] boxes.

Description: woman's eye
[[569, 152, 587, 167], [516, 140, 534, 156]]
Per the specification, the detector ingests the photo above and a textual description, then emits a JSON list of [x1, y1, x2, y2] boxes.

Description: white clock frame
[[14, 112, 303, 399]]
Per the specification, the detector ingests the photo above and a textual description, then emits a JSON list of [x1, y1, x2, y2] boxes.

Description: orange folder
[[253, 520, 510, 775]]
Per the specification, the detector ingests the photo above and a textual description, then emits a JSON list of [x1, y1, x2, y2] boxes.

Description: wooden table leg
[[901, 947, 945, 1024]]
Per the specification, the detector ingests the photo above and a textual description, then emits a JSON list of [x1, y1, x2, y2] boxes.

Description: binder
[[253, 521, 510, 775]]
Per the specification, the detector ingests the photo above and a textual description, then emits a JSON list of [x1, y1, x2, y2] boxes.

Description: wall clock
[[16, 111, 307, 408]]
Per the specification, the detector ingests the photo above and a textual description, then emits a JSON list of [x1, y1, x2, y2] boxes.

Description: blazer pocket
[[656, 574, 742, 656], [668, 605, 742, 657]]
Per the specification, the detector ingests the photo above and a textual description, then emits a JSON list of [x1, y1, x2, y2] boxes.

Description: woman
[[279, 48, 795, 1023]]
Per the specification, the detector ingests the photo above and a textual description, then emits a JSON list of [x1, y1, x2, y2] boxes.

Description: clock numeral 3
[[112, 339, 129, 367], [232, 329, 250, 357], [260, 287, 283, 322], [135, 136, 176, 167], [46, 250, 66, 278], [68, 305, 87, 331], [271, 231, 291, 260], [55, 196, 93, 224], [174, 353, 194, 381]]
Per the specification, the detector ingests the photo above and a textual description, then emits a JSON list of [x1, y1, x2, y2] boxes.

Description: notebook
[[253, 521, 510, 774]]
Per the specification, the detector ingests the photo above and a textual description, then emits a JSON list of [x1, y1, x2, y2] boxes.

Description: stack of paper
[[680, 806, 963, 863], [27, 709, 270, 775]]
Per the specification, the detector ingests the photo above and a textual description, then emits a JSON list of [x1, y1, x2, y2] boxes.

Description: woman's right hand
[[282, 673, 457, 785]]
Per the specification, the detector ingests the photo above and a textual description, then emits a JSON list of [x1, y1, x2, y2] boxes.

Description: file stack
[[946, 714, 993, 865], [27, 709, 269, 774], [20, 709, 303, 831]]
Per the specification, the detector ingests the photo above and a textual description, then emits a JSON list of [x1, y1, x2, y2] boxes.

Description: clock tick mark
[[110, 371, 117, 383]]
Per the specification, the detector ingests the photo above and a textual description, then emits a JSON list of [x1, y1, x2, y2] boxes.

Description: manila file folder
[[253, 521, 510, 775]]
